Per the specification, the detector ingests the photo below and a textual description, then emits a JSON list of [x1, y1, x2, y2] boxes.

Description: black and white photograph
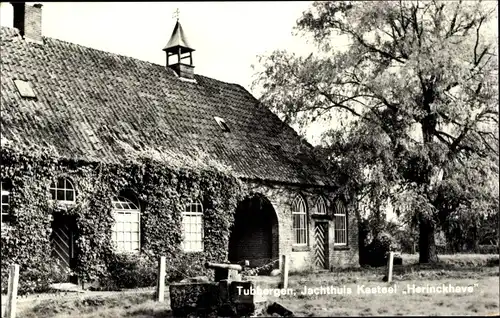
[[0, 1, 498, 317]]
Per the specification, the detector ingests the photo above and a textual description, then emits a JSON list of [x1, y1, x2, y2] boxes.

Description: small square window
[[14, 80, 36, 98], [214, 116, 230, 132]]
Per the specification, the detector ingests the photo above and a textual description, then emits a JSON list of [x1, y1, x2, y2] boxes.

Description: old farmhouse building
[[1, 3, 358, 284]]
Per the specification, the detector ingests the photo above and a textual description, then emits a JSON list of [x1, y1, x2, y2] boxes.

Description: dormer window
[[214, 116, 230, 132], [50, 178, 76, 205], [14, 80, 36, 98]]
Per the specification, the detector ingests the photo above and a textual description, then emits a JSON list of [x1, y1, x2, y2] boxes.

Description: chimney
[[163, 20, 195, 80], [11, 2, 43, 44]]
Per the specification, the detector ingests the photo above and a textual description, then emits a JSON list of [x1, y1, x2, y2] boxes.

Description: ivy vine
[[0, 144, 243, 293]]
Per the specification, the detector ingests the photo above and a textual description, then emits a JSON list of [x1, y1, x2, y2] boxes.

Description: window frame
[[49, 178, 77, 205], [214, 116, 230, 132], [313, 196, 328, 215], [181, 200, 204, 253], [14, 79, 36, 98], [333, 199, 347, 246], [111, 196, 141, 253], [1, 181, 11, 225], [291, 195, 308, 246]]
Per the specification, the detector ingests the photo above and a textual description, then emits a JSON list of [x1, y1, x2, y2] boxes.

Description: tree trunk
[[419, 110, 440, 264], [418, 214, 439, 263]]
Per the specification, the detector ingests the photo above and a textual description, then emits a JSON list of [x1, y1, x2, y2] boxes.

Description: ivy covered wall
[[0, 146, 243, 293]]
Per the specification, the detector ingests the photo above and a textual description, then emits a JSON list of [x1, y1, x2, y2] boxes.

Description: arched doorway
[[228, 194, 279, 268]]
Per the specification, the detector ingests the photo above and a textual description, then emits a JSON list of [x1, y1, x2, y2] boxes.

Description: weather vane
[[173, 8, 180, 21]]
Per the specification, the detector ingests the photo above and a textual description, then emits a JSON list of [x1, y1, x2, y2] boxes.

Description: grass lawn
[[19, 292, 170, 318], [16, 254, 500, 317]]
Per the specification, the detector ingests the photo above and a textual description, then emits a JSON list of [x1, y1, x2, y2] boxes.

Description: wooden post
[[156, 256, 166, 302], [5, 264, 20, 318], [387, 252, 394, 283], [281, 255, 289, 289]]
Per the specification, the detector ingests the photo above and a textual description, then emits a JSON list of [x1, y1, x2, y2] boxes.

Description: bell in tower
[[163, 11, 195, 80]]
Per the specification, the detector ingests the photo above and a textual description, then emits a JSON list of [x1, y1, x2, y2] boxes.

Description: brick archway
[[228, 193, 279, 268]]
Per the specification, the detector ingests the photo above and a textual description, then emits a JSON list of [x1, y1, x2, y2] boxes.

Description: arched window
[[50, 178, 76, 204], [1, 180, 12, 224], [182, 200, 203, 252], [292, 195, 308, 245], [112, 196, 140, 252], [334, 199, 347, 245], [314, 197, 328, 215]]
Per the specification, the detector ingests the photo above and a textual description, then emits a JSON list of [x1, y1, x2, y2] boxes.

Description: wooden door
[[51, 214, 78, 283], [314, 222, 328, 269]]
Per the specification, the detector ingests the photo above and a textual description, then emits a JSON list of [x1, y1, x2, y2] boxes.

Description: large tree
[[253, 1, 498, 263]]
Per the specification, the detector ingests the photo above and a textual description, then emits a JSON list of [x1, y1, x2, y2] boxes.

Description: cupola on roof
[[163, 20, 195, 54], [163, 17, 196, 80]]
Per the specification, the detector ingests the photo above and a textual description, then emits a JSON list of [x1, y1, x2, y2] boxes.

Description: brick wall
[[240, 180, 360, 272]]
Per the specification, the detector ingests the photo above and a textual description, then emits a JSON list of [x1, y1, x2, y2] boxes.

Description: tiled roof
[[0, 26, 333, 187]]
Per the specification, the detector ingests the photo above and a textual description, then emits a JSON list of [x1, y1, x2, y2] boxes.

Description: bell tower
[[163, 10, 195, 80]]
